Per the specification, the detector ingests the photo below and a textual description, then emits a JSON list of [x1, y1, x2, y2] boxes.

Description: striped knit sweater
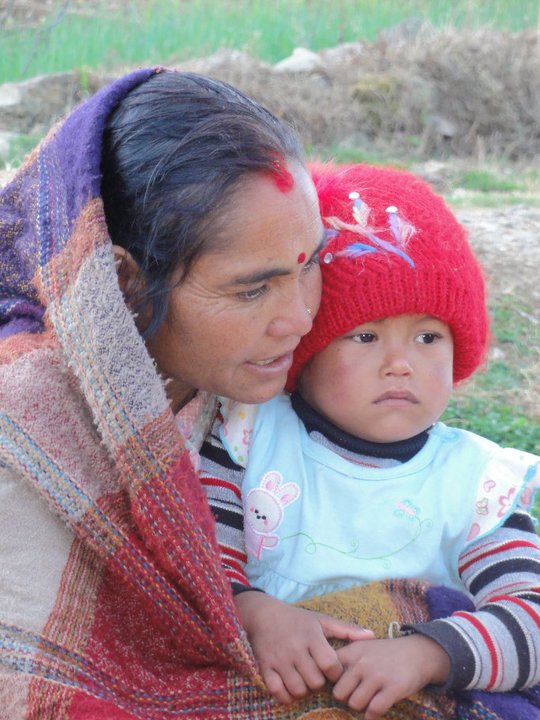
[[199, 393, 540, 694]]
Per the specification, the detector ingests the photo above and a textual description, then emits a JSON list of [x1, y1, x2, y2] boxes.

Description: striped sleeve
[[410, 510, 540, 691], [199, 414, 249, 587]]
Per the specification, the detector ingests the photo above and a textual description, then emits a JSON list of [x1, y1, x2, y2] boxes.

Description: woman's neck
[[167, 381, 197, 414]]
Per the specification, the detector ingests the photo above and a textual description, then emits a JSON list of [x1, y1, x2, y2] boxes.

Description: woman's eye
[[417, 332, 440, 344], [237, 286, 267, 301], [351, 332, 376, 343], [302, 254, 320, 272]]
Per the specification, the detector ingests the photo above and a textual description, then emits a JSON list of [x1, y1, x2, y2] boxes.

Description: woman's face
[[145, 161, 324, 410]]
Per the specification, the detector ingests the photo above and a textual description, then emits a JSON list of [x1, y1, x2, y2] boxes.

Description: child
[[199, 163, 540, 719]]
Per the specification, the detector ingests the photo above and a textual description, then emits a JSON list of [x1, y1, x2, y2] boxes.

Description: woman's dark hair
[[100, 70, 304, 336]]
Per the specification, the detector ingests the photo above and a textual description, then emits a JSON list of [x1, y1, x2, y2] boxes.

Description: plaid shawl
[[0, 68, 537, 719]]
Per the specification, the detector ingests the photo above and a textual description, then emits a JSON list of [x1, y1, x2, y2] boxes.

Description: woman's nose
[[267, 302, 314, 338], [267, 287, 316, 338]]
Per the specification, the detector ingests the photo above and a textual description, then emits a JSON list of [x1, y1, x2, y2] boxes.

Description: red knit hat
[[287, 162, 489, 391]]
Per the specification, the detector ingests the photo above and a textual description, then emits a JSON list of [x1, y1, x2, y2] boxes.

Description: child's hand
[[333, 634, 451, 720], [234, 590, 373, 705]]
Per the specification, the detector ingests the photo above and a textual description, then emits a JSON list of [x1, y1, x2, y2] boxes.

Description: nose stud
[[305, 307, 313, 316]]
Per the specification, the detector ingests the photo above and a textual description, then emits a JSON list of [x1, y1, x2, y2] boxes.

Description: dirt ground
[[456, 204, 539, 319], [455, 203, 539, 419]]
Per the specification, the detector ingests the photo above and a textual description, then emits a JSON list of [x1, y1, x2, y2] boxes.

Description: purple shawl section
[[0, 67, 156, 340], [427, 585, 540, 720]]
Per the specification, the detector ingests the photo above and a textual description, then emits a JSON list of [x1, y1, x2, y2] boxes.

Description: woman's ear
[[112, 245, 152, 330], [112, 245, 142, 299]]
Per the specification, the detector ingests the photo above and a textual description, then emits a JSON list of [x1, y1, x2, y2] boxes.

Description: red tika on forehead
[[269, 155, 295, 192]]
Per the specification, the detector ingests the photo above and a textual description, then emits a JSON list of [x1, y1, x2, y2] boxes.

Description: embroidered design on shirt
[[219, 402, 258, 466], [393, 498, 421, 520], [476, 498, 489, 515], [498, 487, 516, 517], [244, 471, 300, 560], [466, 448, 537, 542], [279, 498, 432, 571]]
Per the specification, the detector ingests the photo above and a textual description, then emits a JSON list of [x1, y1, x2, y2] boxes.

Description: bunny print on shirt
[[244, 471, 300, 560]]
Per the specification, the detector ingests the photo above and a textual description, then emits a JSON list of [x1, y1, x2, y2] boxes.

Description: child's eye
[[237, 285, 267, 301], [416, 332, 440, 344], [351, 332, 377, 343]]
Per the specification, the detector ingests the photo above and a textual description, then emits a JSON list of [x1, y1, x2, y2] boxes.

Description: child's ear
[[112, 245, 143, 299]]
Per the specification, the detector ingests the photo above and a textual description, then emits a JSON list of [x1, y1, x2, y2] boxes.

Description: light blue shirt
[[220, 394, 532, 604]]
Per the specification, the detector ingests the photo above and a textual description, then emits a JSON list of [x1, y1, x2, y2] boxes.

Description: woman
[[1, 64, 379, 717], [0, 66, 326, 717], [1, 68, 535, 720]]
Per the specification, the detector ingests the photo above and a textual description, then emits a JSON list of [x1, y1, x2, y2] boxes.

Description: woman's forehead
[[209, 167, 320, 245]]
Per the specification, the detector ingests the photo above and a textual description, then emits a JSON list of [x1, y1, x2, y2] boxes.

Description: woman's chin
[[233, 353, 293, 404], [233, 375, 289, 405]]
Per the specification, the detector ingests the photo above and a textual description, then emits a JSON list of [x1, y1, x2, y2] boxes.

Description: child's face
[[298, 314, 454, 443]]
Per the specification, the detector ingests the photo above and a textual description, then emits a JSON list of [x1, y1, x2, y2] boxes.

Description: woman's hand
[[234, 590, 373, 704], [333, 633, 451, 720]]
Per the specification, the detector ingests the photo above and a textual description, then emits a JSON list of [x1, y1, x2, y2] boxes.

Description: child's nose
[[383, 350, 413, 376]]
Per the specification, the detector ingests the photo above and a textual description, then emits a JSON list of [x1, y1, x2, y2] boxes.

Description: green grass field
[[1, 0, 539, 85]]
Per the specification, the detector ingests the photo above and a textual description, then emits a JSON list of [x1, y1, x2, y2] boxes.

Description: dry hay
[[178, 27, 540, 161]]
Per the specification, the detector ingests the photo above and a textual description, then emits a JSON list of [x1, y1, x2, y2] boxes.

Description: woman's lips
[[247, 351, 294, 373]]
